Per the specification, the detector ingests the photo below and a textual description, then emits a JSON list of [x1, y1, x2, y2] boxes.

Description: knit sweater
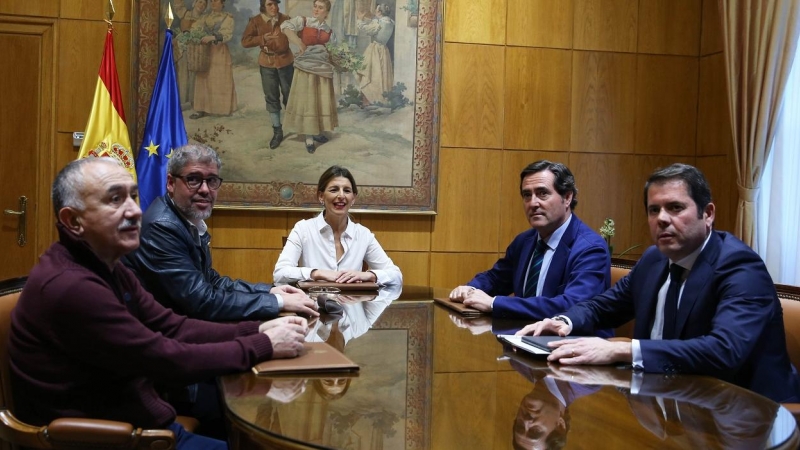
[[9, 225, 274, 428]]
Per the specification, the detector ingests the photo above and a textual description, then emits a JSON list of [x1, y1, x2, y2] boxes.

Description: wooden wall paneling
[[428, 252, 500, 289], [700, 0, 723, 56], [440, 43, 505, 149], [356, 215, 432, 251], [212, 248, 280, 283], [637, 0, 701, 56], [444, 0, 506, 45], [57, 20, 131, 132], [634, 55, 698, 155], [631, 155, 696, 251], [697, 53, 732, 156], [385, 251, 430, 286], [504, 47, 572, 150], [573, 0, 638, 53], [61, 0, 131, 22], [211, 210, 288, 249], [570, 153, 638, 255], [432, 372, 497, 449], [570, 51, 637, 153], [0, 1, 58, 17], [696, 154, 737, 233], [431, 148, 502, 252], [498, 151, 567, 251], [506, 0, 573, 49]]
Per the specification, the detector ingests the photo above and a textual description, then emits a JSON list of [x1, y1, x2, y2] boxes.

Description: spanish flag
[[77, 28, 136, 180]]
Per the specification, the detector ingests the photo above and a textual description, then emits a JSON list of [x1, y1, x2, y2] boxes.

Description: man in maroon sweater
[[9, 157, 308, 449]]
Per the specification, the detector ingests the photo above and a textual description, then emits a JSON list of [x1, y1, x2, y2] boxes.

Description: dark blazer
[[627, 375, 778, 447], [124, 195, 280, 321], [468, 215, 611, 325], [568, 230, 800, 403]]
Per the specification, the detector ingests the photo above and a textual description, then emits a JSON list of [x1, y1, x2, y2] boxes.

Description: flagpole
[[166, 3, 174, 29], [104, 0, 115, 28]]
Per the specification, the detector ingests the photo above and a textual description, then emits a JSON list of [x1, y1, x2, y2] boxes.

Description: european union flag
[[136, 29, 188, 213]]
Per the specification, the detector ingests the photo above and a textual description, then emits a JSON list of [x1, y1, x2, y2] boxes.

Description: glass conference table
[[219, 285, 799, 449]]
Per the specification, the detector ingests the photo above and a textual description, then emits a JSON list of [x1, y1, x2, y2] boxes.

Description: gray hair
[[167, 144, 222, 176], [52, 157, 121, 215]]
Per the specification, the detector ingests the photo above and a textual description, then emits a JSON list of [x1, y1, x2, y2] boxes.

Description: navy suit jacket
[[567, 230, 800, 403], [468, 215, 611, 327]]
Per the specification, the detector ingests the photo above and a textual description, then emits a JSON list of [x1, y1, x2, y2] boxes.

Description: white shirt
[[523, 214, 573, 297], [631, 232, 712, 369], [273, 213, 403, 286]]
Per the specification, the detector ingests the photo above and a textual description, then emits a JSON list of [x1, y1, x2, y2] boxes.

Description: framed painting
[[133, 0, 442, 213]]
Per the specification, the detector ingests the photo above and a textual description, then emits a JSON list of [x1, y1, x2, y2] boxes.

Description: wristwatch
[[551, 316, 569, 325]]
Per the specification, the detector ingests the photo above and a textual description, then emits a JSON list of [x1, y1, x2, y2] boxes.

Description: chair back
[[778, 285, 800, 370], [610, 262, 634, 339], [0, 278, 25, 419], [0, 278, 176, 449]]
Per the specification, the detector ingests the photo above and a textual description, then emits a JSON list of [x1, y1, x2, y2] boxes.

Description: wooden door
[[0, 17, 55, 280]]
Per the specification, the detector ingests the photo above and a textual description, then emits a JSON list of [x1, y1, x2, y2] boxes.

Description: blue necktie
[[662, 264, 685, 339], [523, 240, 548, 297]]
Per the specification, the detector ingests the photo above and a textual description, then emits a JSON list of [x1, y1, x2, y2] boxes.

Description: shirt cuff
[[554, 315, 574, 334], [274, 293, 284, 309], [631, 339, 644, 371]]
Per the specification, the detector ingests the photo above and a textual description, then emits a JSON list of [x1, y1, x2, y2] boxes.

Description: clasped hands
[[311, 269, 376, 284], [448, 285, 494, 311]]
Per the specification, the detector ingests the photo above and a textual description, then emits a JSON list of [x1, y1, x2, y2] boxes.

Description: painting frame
[[132, 0, 442, 213]]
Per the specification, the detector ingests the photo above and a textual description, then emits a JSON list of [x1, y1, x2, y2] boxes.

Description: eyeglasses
[[174, 174, 223, 190]]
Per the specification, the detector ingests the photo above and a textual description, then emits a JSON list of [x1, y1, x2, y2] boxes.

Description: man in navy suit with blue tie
[[518, 163, 800, 403], [449, 161, 611, 328]]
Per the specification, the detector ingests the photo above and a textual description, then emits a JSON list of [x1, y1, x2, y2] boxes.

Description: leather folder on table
[[252, 342, 360, 376], [433, 297, 483, 318], [297, 281, 379, 291]]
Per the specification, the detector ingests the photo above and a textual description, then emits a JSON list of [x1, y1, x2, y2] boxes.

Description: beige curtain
[[718, 0, 800, 248]]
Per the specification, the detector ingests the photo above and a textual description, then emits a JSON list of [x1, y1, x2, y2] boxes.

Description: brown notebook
[[433, 297, 483, 318], [252, 342, 360, 376], [297, 281, 379, 291]]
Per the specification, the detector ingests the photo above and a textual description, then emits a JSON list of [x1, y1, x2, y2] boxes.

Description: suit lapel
[[541, 217, 578, 297], [634, 257, 670, 338], [675, 232, 722, 336]]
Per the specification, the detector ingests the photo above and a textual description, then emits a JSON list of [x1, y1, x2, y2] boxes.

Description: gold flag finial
[[104, 0, 116, 27], [165, 3, 174, 29]]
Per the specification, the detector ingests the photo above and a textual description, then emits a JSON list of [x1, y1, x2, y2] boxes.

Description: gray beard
[[177, 202, 212, 222]]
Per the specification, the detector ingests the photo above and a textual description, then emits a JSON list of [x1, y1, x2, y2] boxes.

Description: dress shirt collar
[[166, 195, 208, 241], [669, 231, 712, 275], [313, 212, 353, 239], [539, 213, 572, 250]]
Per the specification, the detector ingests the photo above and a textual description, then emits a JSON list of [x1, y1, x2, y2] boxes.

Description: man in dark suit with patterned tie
[[448, 160, 611, 332], [517, 163, 800, 403]]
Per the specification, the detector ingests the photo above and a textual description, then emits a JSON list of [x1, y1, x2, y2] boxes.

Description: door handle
[[3, 196, 27, 246]]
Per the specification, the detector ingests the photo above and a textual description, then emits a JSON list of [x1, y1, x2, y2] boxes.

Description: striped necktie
[[523, 239, 548, 297]]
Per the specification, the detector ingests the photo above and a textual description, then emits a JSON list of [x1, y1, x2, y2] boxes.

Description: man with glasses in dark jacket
[[124, 143, 318, 321]]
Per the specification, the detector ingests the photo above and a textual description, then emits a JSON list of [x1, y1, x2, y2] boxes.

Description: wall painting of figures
[[134, 0, 441, 213]]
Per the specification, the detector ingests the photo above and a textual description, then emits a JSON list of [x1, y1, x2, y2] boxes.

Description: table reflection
[[221, 287, 798, 450]]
